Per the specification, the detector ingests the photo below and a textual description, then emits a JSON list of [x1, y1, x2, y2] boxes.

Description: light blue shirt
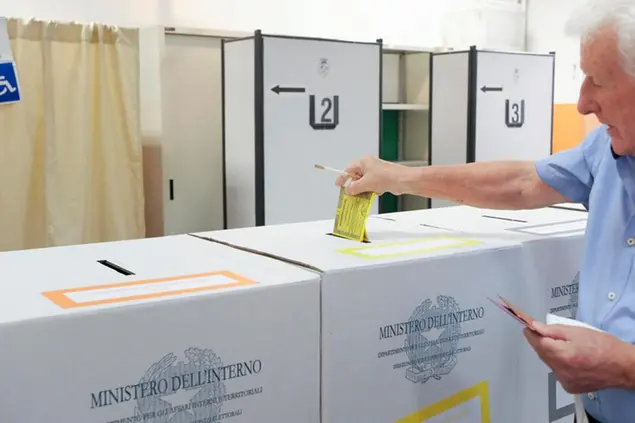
[[536, 124, 635, 423]]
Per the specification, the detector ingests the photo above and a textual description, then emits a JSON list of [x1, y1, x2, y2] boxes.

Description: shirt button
[[627, 238, 635, 246], [608, 292, 616, 301], [588, 392, 596, 400]]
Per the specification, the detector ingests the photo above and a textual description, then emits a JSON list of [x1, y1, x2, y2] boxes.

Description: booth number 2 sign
[[271, 85, 340, 131], [309, 95, 339, 130]]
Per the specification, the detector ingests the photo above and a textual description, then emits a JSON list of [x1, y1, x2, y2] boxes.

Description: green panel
[[379, 110, 399, 214], [381, 110, 399, 161]]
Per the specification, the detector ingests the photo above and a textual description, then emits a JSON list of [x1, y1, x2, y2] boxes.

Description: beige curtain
[[0, 18, 145, 252]]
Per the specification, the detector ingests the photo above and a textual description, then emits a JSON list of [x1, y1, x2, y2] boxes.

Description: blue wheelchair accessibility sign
[[0, 61, 20, 104]]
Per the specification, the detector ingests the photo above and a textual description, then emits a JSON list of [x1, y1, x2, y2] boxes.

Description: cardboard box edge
[[188, 233, 325, 274]]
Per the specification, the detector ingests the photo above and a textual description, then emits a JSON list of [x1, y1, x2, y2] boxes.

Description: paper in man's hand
[[331, 187, 375, 242], [488, 295, 540, 332]]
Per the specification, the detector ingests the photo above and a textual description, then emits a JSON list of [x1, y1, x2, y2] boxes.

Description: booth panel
[[474, 51, 554, 162], [262, 35, 381, 225], [429, 52, 470, 208], [223, 38, 257, 229], [162, 34, 225, 236]]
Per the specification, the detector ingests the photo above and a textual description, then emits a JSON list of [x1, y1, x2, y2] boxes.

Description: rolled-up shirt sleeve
[[535, 126, 606, 205]]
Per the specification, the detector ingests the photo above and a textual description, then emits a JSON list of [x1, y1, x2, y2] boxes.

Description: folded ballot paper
[[488, 295, 538, 331], [488, 295, 603, 332], [489, 295, 602, 423]]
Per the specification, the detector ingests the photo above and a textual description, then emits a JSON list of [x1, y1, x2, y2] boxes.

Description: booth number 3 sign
[[505, 99, 525, 128], [482, 67, 526, 129]]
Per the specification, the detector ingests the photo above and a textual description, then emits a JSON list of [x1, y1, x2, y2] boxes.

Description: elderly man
[[335, 2, 635, 422]]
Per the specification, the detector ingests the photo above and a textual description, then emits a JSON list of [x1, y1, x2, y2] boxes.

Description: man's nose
[[577, 95, 598, 116], [577, 78, 599, 116]]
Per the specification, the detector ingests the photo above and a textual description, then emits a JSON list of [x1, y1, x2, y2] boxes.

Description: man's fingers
[[538, 336, 566, 353], [335, 162, 364, 187], [345, 179, 364, 196], [335, 174, 349, 187], [524, 327, 565, 356], [523, 327, 543, 349], [532, 322, 571, 341], [343, 162, 363, 175]]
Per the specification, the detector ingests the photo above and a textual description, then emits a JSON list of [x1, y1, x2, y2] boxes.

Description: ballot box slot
[[481, 214, 527, 223], [96, 259, 135, 276], [325, 233, 371, 243]]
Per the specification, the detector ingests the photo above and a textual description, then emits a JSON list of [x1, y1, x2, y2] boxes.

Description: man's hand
[[335, 156, 410, 196], [524, 322, 635, 393]]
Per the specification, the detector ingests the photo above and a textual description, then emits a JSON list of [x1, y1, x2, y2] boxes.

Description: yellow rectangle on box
[[396, 380, 490, 423], [338, 236, 481, 259], [332, 187, 376, 242], [42, 271, 257, 309]]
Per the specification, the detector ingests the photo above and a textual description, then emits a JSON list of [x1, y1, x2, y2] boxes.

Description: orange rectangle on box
[[42, 271, 257, 309]]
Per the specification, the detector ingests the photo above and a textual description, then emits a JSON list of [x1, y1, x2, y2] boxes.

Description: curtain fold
[[0, 18, 145, 252]]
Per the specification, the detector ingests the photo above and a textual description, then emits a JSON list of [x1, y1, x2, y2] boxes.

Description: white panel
[[262, 36, 381, 225], [223, 38, 256, 229], [162, 34, 225, 236], [139, 26, 165, 238], [139, 27, 164, 138], [429, 52, 470, 208], [474, 51, 554, 162]]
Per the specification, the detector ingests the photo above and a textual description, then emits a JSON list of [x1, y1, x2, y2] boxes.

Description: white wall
[[2, 0, 169, 26], [1, 0, 528, 49], [442, 1, 527, 51], [2, 0, 445, 46], [172, 0, 447, 46], [526, 0, 583, 103]]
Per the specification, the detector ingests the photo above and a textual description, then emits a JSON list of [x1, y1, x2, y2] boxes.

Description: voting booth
[[383, 206, 587, 423], [221, 30, 382, 228], [195, 216, 527, 423], [0, 235, 320, 423], [428, 47, 555, 208]]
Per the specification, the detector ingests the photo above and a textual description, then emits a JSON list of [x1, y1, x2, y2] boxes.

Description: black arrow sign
[[271, 85, 306, 94], [480, 86, 503, 93]]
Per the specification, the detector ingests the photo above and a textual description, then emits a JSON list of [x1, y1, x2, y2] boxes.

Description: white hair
[[566, 0, 635, 77]]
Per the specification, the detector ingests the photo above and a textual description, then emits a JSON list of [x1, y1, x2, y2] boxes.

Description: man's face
[[578, 26, 635, 155]]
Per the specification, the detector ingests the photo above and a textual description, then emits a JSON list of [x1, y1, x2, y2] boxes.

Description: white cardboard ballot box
[[194, 216, 527, 423], [380, 205, 587, 326], [382, 206, 587, 423], [0, 235, 320, 423]]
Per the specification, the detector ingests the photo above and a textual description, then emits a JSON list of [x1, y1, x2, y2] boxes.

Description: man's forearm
[[615, 341, 635, 390], [395, 161, 559, 210]]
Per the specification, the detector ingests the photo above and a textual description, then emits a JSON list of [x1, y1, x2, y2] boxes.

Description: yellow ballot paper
[[332, 187, 376, 242]]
